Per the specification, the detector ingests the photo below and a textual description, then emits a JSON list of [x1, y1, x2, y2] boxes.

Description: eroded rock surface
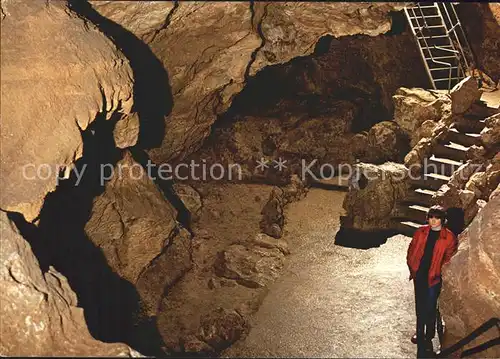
[[101, 2, 406, 165], [0, 212, 141, 357], [0, 0, 134, 221], [84, 151, 191, 315], [393, 87, 451, 146], [89, 1, 176, 41], [440, 192, 500, 358], [342, 162, 410, 231]]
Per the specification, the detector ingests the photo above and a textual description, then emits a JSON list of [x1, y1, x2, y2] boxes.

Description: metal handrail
[[437, 3, 470, 78], [411, 4, 456, 90], [404, 2, 473, 91]]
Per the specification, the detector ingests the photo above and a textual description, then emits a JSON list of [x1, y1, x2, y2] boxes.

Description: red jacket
[[407, 225, 458, 287]]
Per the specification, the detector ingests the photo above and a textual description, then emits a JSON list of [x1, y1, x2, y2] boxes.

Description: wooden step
[[425, 155, 463, 177], [403, 188, 436, 206], [446, 128, 482, 147], [391, 220, 423, 237], [453, 119, 486, 134], [409, 173, 448, 191], [433, 142, 469, 162], [393, 204, 429, 223]]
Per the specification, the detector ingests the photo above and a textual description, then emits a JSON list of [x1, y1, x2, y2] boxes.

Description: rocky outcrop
[[114, 113, 141, 149], [87, 2, 405, 165], [154, 182, 298, 355], [248, 3, 405, 76], [342, 162, 410, 231], [0, 211, 141, 356], [480, 113, 500, 150], [450, 77, 482, 115], [393, 87, 452, 146], [459, 3, 500, 83], [362, 121, 410, 163], [440, 191, 500, 358], [84, 151, 192, 314], [0, 1, 134, 221], [88, 1, 176, 42], [215, 244, 285, 288]]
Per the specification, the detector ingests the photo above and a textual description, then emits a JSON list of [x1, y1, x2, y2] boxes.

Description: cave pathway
[[223, 189, 416, 357]]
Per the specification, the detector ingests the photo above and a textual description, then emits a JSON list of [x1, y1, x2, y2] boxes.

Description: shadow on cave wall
[[458, 2, 500, 83], [32, 114, 164, 356], [67, 0, 173, 149], [8, 2, 181, 354]]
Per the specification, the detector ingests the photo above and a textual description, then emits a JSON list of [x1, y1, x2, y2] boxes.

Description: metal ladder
[[404, 3, 474, 91]]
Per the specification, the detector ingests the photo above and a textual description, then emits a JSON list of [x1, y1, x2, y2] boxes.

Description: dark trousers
[[414, 279, 442, 352]]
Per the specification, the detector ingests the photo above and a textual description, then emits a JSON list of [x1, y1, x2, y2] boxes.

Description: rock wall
[[89, 1, 405, 164], [0, 0, 134, 221], [459, 3, 500, 83], [440, 189, 500, 358], [0, 211, 140, 356]]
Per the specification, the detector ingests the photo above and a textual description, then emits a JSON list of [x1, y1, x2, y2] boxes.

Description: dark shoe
[[411, 333, 418, 344]]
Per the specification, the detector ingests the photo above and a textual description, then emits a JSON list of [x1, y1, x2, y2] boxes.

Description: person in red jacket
[[406, 205, 458, 357]]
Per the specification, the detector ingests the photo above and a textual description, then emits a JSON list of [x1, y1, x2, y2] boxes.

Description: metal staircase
[[404, 3, 474, 91]]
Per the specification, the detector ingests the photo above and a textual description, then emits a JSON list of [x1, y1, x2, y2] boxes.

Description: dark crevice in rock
[[128, 148, 193, 235], [244, 1, 269, 82], [67, 0, 172, 150], [5, 210, 50, 271], [386, 10, 408, 36], [30, 113, 164, 356], [147, 0, 180, 43], [313, 35, 334, 56]]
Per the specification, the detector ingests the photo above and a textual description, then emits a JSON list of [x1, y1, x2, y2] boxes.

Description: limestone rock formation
[[460, 3, 500, 83], [198, 307, 248, 352], [88, 1, 175, 41], [260, 187, 285, 239], [87, 2, 405, 165], [0, 0, 134, 221], [480, 113, 500, 150], [450, 76, 482, 115], [393, 87, 451, 146], [465, 154, 500, 201], [84, 151, 191, 313], [114, 113, 141, 149], [440, 192, 500, 358], [135, 228, 192, 316], [365, 121, 409, 163], [172, 183, 203, 223], [253, 233, 290, 255], [215, 244, 285, 288], [342, 162, 410, 231], [0, 212, 141, 357], [248, 3, 405, 76]]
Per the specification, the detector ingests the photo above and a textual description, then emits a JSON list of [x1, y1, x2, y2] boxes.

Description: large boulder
[[84, 151, 191, 313], [440, 191, 500, 358], [0, 212, 141, 356], [0, 1, 134, 221], [464, 154, 500, 201], [450, 76, 481, 115], [365, 121, 409, 163], [393, 87, 451, 146], [342, 162, 410, 231], [480, 113, 500, 150], [214, 244, 285, 289], [88, 1, 175, 41]]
